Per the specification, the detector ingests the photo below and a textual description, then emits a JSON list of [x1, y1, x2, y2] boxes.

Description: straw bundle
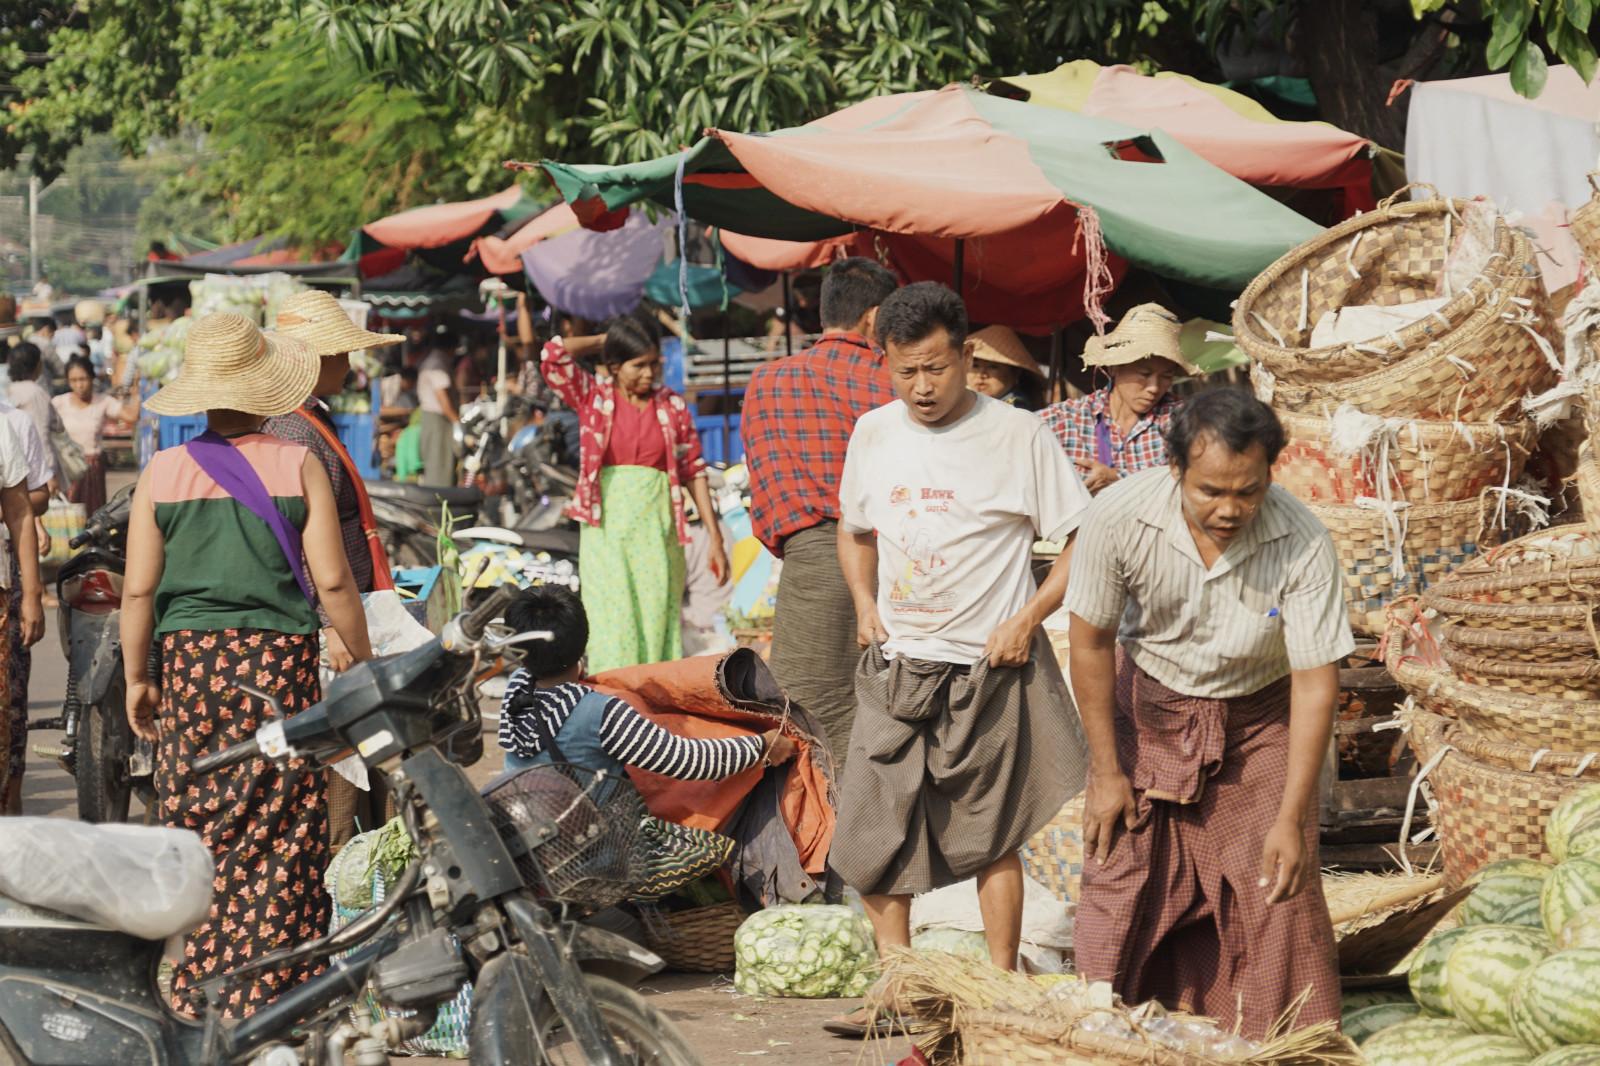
[[875, 952, 1358, 1066]]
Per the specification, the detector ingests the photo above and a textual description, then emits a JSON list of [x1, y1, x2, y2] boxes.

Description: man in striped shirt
[[1065, 389, 1352, 1040], [497, 585, 795, 779]]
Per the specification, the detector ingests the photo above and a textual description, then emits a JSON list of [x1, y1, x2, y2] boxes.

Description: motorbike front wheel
[[75, 682, 132, 824], [538, 975, 702, 1066]]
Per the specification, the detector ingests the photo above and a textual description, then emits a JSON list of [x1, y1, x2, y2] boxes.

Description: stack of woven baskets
[[1234, 188, 1558, 637], [1389, 524, 1600, 885]]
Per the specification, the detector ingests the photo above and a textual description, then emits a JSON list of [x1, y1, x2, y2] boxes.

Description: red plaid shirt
[[743, 332, 894, 555], [1040, 386, 1178, 480], [541, 339, 706, 545]]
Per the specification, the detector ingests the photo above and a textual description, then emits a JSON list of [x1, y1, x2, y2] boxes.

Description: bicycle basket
[[483, 763, 648, 909]]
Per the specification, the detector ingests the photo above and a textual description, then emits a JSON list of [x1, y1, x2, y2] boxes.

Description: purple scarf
[[184, 430, 317, 606]]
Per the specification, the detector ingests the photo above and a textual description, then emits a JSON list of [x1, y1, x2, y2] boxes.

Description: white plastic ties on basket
[[1446, 353, 1477, 379], [1251, 362, 1276, 404], [1354, 342, 1386, 354], [1443, 213, 1454, 297], [1529, 748, 1553, 772], [1400, 742, 1453, 875], [1355, 495, 1412, 581], [1481, 483, 1552, 539], [1251, 311, 1286, 347], [1203, 330, 1235, 344], [1573, 752, 1599, 778], [1298, 268, 1310, 333], [1330, 403, 1407, 502], [1525, 280, 1600, 425], [1346, 230, 1364, 279]]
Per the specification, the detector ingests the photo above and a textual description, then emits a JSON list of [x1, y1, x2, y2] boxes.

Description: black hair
[[874, 281, 968, 351], [8, 343, 41, 381], [600, 311, 660, 369], [64, 354, 94, 380], [819, 257, 898, 331], [505, 585, 589, 679], [1164, 388, 1286, 473], [398, 365, 418, 383]]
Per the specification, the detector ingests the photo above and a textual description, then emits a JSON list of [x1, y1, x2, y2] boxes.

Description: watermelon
[[1566, 815, 1600, 862], [1344, 1001, 1423, 1045], [1509, 949, 1600, 1051], [1444, 925, 1550, 1034], [1364, 1017, 1473, 1066], [1344, 989, 1417, 1011], [1548, 787, 1600, 862], [1558, 904, 1600, 950], [1462, 875, 1547, 925], [1470, 859, 1556, 885], [1499, 895, 1547, 930], [1429, 1033, 1533, 1065], [1530, 1047, 1600, 1066], [1542, 858, 1600, 937], [1411, 926, 1473, 1015]]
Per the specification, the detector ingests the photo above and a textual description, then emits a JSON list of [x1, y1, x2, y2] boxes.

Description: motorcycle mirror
[[484, 629, 555, 654]]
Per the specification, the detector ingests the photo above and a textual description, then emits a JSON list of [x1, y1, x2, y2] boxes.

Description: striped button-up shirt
[[1065, 467, 1354, 698]]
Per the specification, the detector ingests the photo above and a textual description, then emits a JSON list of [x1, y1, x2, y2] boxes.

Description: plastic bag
[[733, 904, 877, 998], [910, 873, 1074, 973], [0, 817, 212, 941]]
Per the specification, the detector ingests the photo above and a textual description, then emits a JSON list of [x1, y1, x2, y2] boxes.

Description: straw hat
[[965, 324, 1045, 380], [1083, 303, 1200, 376], [274, 289, 403, 357], [145, 313, 320, 417]]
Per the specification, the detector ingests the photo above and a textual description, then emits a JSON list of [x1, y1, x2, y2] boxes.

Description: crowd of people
[[0, 254, 1354, 1044]]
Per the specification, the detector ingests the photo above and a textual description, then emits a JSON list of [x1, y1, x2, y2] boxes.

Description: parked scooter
[[33, 484, 155, 823], [0, 585, 701, 1065]]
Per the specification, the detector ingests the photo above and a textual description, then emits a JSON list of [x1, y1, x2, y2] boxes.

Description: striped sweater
[[497, 675, 764, 779]]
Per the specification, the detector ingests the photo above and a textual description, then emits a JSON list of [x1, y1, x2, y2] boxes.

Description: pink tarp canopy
[[362, 185, 524, 249], [470, 202, 583, 275]]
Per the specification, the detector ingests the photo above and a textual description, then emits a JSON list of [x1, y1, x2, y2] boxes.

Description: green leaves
[[1485, 0, 1533, 69], [1511, 35, 1550, 96]]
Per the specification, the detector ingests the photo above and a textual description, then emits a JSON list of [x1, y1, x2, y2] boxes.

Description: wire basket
[[484, 763, 648, 910]]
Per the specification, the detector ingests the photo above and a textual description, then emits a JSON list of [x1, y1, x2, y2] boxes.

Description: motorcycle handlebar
[[68, 530, 92, 550], [192, 736, 261, 775], [460, 583, 519, 643]]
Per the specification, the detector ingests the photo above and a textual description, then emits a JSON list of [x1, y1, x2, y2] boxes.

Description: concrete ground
[[20, 473, 906, 1064]]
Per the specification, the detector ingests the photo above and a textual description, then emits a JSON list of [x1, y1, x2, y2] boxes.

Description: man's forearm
[[1068, 617, 1122, 776], [1014, 536, 1074, 629], [836, 527, 879, 609], [1279, 663, 1338, 826]]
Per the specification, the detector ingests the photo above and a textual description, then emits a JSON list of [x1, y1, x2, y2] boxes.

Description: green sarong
[[581, 465, 685, 673]]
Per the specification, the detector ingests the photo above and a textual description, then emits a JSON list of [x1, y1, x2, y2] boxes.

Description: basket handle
[[1589, 171, 1600, 197], [1378, 182, 1444, 210]]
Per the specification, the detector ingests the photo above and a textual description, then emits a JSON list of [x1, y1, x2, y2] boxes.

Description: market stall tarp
[[534, 84, 1321, 331], [160, 236, 350, 278], [521, 207, 673, 321], [473, 201, 583, 276], [349, 185, 543, 279], [994, 61, 1373, 204], [1406, 65, 1600, 291]]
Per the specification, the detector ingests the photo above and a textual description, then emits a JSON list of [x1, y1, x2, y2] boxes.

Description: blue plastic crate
[[331, 412, 378, 480], [156, 414, 210, 451], [693, 413, 743, 466]]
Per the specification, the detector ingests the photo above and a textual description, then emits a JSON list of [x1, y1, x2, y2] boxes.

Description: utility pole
[[27, 175, 40, 286]]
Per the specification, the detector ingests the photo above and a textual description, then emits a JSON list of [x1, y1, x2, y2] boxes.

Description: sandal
[[822, 1008, 909, 1039]]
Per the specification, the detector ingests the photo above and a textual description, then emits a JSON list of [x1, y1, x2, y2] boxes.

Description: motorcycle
[[33, 484, 155, 823], [0, 585, 702, 1065]]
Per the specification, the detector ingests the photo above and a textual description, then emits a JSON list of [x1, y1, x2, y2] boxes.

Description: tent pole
[[722, 331, 732, 464], [781, 272, 794, 359], [1050, 327, 1064, 405], [953, 238, 965, 296]]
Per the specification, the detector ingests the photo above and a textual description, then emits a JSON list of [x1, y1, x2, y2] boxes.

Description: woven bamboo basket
[[1441, 618, 1598, 664], [958, 1012, 1213, 1065], [1450, 523, 1600, 577], [1440, 642, 1600, 701], [1386, 625, 1600, 751], [1408, 708, 1600, 885], [1571, 173, 1600, 268], [643, 900, 744, 973], [1418, 561, 1600, 636], [1309, 497, 1496, 636], [1578, 442, 1600, 532], [1272, 409, 1535, 505], [1239, 201, 1556, 423], [1019, 793, 1085, 903]]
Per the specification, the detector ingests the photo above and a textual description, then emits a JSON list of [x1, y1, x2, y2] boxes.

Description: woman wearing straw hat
[[266, 289, 404, 853], [965, 324, 1045, 412], [120, 312, 373, 1017], [1040, 303, 1200, 494]]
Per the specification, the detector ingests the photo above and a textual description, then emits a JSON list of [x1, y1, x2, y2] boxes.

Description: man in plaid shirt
[[743, 258, 899, 770]]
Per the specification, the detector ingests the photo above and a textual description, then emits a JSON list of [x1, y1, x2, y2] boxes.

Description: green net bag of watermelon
[[732, 905, 877, 998], [326, 821, 473, 1058]]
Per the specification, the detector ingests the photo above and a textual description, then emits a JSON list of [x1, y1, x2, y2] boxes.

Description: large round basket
[[1408, 709, 1600, 885], [957, 1010, 1216, 1065], [1386, 627, 1600, 751], [1571, 173, 1600, 269], [642, 900, 745, 974], [1235, 195, 1548, 419], [1309, 497, 1496, 637], [1439, 643, 1600, 701], [1418, 538, 1600, 636], [1272, 409, 1535, 505], [1019, 794, 1085, 903], [1441, 619, 1598, 664], [1578, 442, 1600, 531]]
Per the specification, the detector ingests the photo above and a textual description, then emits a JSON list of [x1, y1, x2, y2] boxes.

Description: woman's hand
[[19, 589, 43, 647], [761, 730, 797, 765], [708, 536, 730, 586], [127, 679, 160, 742], [1074, 458, 1119, 494], [323, 627, 354, 673]]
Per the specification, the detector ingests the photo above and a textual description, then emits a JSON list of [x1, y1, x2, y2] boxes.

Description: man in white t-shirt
[[825, 283, 1091, 1033], [0, 416, 44, 806], [416, 343, 458, 486], [0, 400, 50, 813]]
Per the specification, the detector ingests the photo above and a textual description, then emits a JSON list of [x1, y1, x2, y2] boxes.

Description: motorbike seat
[[367, 481, 484, 509], [0, 818, 214, 941]]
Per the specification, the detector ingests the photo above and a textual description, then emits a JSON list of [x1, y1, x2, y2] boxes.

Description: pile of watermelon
[[1350, 786, 1600, 1065]]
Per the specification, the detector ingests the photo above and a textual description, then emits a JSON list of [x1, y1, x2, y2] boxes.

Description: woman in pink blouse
[[541, 312, 727, 672], [52, 355, 135, 514]]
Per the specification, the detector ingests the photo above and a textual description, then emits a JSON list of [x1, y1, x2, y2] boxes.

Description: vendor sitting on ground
[[1040, 302, 1200, 493], [498, 584, 795, 779]]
